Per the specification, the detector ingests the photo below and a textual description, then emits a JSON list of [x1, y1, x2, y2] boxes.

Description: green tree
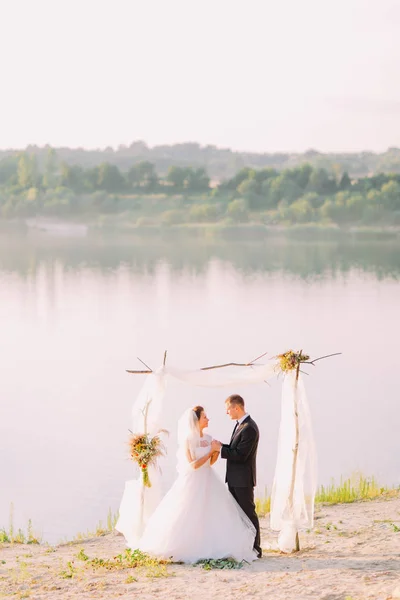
[[127, 161, 158, 191], [346, 193, 365, 220], [85, 166, 100, 191], [17, 153, 38, 189], [380, 180, 400, 210], [307, 168, 336, 195], [185, 168, 210, 192], [339, 172, 351, 190], [0, 156, 18, 185], [238, 178, 260, 196], [268, 174, 303, 205], [251, 167, 278, 184], [219, 167, 253, 192], [42, 148, 59, 189], [97, 163, 125, 192], [237, 178, 264, 209], [288, 164, 313, 190], [60, 163, 86, 192], [287, 198, 314, 223], [319, 193, 348, 223], [226, 198, 249, 222], [166, 166, 188, 191], [300, 191, 323, 209]]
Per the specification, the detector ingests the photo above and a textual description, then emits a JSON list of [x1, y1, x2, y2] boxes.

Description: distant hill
[[1, 141, 400, 180]]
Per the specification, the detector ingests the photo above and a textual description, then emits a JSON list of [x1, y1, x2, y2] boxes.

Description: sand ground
[[1, 495, 400, 600]]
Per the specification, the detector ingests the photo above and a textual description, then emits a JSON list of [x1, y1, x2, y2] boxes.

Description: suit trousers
[[228, 485, 261, 556]]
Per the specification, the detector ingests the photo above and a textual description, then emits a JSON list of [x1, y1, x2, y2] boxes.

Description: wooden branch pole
[[200, 362, 255, 371], [287, 360, 301, 552], [137, 357, 153, 372], [126, 350, 341, 375], [139, 397, 152, 534], [126, 350, 168, 374], [303, 352, 342, 366], [200, 351, 269, 371], [142, 400, 151, 435]]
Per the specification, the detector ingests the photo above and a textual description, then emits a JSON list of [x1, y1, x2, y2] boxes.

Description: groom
[[215, 394, 261, 558]]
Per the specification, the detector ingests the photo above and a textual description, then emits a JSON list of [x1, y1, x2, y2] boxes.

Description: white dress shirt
[[237, 413, 249, 426]]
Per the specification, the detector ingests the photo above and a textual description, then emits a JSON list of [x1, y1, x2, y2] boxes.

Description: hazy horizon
[[1, 0, 400, 153], [1, 139, 400, 156]]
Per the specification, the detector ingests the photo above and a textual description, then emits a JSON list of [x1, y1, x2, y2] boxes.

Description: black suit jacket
[[221, 415, 259, 488]]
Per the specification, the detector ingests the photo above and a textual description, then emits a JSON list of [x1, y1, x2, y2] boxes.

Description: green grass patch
[[195, 558, 244, 570], [315, 474, 399, 504], [255, 474, 399, 516]]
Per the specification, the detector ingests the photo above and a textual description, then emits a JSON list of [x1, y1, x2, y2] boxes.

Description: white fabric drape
[[115, 369, 167, 545], [167, 363, 276, 387], [270, 371, 317, 552], [131, 368, 167, 435], [116, 362, 317, 553]]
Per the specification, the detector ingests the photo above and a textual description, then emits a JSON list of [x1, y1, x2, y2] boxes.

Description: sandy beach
[[1, 495, 399, 600]]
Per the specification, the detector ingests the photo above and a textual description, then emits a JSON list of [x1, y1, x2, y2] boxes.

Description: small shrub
[[160, 209, 184, 226], [226, 199, 249, 222]]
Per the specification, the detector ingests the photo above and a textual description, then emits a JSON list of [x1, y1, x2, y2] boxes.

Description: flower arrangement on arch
[[275, 350, 310, 373], [129, 431, 167, 488]]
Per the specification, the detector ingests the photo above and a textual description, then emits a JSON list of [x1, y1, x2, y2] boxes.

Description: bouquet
[[275, 350, 310, 373], [129, 431, 167, 488]]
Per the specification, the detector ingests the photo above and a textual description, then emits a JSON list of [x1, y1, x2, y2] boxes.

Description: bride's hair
[[176, 407, 203, 472], [192, 406, 204, 420]]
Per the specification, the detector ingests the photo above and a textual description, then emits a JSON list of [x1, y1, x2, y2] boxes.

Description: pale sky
[[1, 0, 399, 153]]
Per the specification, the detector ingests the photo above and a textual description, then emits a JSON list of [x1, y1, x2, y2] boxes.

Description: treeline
[[2, 141, 400, 179], [0, 150, 400, 226], [0, 150, 209, 194]]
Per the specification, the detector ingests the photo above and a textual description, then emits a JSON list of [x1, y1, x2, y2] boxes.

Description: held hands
[[211, 439, 222, 452]]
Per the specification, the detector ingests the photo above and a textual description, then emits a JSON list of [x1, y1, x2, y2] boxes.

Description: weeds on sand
[[60, 561, 77, 579], [74, 547, 171, 578], [255, 494, 271, 517], [0, 506, 40, 545], [69, 508, 118, 542]]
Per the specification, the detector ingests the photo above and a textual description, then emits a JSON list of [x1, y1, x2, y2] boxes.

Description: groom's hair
[[225, 394, 245, 408]]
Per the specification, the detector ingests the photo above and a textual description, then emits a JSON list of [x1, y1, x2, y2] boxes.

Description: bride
[[137, 405, 258, 563]]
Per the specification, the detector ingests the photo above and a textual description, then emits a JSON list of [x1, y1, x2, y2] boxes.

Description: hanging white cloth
[[115, 369, 168, 545], [131, 367, 167, 434], [270, 371, 317, 551], [166, 362, 276, 387]]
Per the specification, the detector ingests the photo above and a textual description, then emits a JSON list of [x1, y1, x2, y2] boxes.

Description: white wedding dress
[[137, 434, 258, 563]]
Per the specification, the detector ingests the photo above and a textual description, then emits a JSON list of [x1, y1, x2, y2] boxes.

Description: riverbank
[[1, 494, 400, 600], [1, 217, 400, 242]]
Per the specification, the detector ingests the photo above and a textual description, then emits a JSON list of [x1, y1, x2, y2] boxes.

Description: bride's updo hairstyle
[[193, 406, 204, 420]]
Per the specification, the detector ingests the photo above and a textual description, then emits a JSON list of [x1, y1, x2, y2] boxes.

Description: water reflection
[[1, 231, 399, 543], [1, 231, 399, 280]]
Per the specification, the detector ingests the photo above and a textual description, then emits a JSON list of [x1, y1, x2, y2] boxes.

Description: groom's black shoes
[[255, 547, 262, 558]]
